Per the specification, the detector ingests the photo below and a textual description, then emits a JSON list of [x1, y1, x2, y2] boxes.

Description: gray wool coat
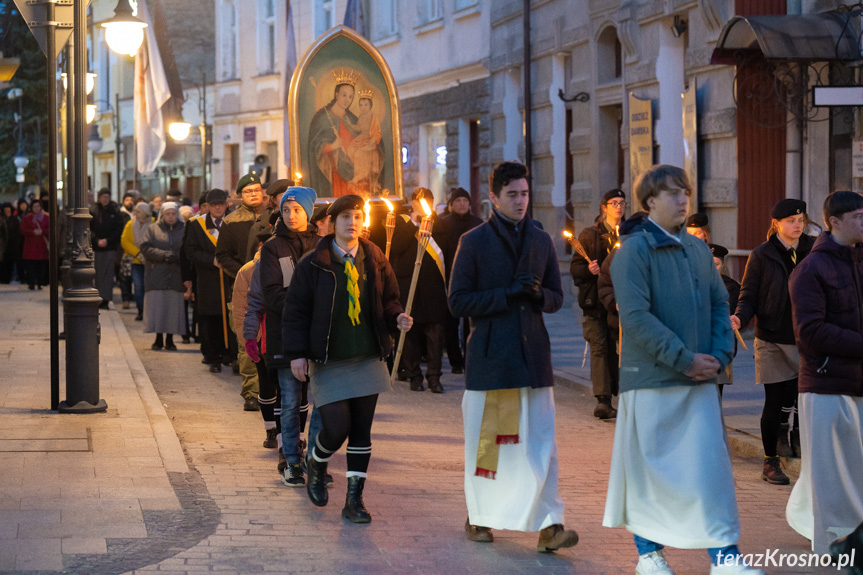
[[448, 212, 563, 391]]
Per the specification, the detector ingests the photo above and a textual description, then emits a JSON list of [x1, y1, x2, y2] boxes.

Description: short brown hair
[[823, 190, 863, 231], [634, 165, 691, 210]]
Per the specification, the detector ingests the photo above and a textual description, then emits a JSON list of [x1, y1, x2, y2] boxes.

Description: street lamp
[[101, 0, 147, 57], [0, 52, 20, 82], [61, 72, 96, 94], [168, 120, 191, 141]]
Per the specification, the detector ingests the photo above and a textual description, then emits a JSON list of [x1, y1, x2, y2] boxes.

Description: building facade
[[211, 0, 492, 210], [87, 0, 214, 203]]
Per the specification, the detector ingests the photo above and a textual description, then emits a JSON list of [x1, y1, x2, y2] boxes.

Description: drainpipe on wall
[[785, 0, 803, 201]]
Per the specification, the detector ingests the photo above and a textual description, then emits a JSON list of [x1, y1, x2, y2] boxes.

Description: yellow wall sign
[[629, 93, 653, 208]]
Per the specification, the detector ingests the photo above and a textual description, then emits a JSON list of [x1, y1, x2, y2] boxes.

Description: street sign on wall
[[629, 93, 653, 210], [813, 86, 863, 107], [852, 141, 863, 178]]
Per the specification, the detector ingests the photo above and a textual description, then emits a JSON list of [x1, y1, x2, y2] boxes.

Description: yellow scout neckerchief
[[475, 388, 520, 479]]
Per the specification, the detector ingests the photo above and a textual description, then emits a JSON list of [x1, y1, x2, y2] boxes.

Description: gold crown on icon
[[333, 69, 359, 87], [357, 88, 374, 100]]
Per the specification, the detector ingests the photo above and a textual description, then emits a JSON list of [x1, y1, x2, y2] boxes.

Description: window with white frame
[[454, 0, 477, 11], [257, 0, 277, 73], [220, 0, 238, 80], [372, 0, 398, 39], [417, 0, 443, 25], [314, 0, 336, 38]]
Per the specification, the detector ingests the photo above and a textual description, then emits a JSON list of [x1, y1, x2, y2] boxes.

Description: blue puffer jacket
[[610, 217, 733, 392]]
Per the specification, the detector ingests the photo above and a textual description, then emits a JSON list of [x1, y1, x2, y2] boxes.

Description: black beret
[[235, 173, 262, 195], [449, 187, 470, 204], [206, 189, 229, 204], [709, 244, 729, 259], [686, 213, 709, 228], [266, 179, 294, 197], [311, 204, 330, 225], [602, 189, 626, 204], [327, 194, 364, 219], [772, 198, 806, 221]]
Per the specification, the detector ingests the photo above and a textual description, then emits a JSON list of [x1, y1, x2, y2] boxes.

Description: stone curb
[[107, 310, 189, 473], [552, 368, 802, 480]]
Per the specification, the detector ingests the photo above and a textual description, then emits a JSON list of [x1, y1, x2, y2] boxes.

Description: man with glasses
[[216, 173, 267, 410], [570, 189, 625, 419]]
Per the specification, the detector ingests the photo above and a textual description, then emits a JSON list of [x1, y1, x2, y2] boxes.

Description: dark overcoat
[[182, 214, 232, 316], [448, 212, 563, 391]]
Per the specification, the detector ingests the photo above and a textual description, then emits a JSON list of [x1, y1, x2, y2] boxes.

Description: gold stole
[[197, 216, 219, 247], [475, 388, 520, 479]]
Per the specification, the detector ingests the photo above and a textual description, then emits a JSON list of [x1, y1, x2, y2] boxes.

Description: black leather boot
[[306, 456, 329, 507], [341, 476, 371, 523]]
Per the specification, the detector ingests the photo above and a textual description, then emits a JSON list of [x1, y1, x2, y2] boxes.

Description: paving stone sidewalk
[[1, 285, 825, 574]]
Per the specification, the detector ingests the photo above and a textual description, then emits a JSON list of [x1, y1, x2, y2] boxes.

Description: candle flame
[[420, 198, 432, 217], [294, 172, 303, 183], [563, 231, 573, 239], [383, 198, 394, 212], [363, 200, 371, 228]]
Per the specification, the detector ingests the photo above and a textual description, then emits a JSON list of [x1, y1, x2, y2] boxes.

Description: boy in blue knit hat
[[258, 186, 325, 487]]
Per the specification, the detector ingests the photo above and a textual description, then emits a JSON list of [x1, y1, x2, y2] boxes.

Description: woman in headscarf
[[121, 201, 153, 321], [19, 199, 50, 290], [140, 202, 185, 350]]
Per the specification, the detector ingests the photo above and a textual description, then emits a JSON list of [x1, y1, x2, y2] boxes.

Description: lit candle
[[383, 198, 396, 260], [361, 199, 371, 240], [294, 172, 303, 186]]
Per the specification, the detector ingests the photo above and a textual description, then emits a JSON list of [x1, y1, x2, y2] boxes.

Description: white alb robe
[[462, 387, 565, 531], [787, 392, 863, 554], [603, 383, 741, 548]]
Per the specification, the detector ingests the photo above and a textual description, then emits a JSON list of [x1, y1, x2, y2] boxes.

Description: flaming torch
[[563, 230, 591, 262], [390, 198, 433, 386], [294, 172, 303, 185], [383, 198, 396, 259], [361, 199, 371, 240]]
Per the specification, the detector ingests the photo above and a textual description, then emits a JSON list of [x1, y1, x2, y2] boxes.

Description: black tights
[[153, 333, 174, 346], [761, 379, 798, 457], [312, 394, 378, 474]]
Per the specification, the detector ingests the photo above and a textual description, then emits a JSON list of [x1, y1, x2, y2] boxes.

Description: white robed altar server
[[786, 191, 863, 555], [602, 165, 763, 575], [448, 161, 578, 553]]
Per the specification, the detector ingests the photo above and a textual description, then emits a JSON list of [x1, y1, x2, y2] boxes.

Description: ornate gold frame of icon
[[288, 25, 404, 201]]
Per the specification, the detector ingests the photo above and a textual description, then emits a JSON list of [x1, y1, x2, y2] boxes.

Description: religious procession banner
[[682, 79, 698, 211], [628, 93, 653, 210], [288, 25, 404, 201]]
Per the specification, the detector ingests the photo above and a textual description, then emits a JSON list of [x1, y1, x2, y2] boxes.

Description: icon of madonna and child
[[308, 69, 387, 198]]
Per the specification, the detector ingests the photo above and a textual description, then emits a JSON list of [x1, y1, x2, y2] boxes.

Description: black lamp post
[[59, 0, 107, 413]]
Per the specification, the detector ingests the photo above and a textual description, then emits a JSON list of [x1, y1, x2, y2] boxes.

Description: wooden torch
[[389, 198, 433, 385], [383, 198, 396, 259]]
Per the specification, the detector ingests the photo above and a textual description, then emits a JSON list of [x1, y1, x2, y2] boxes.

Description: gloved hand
[[521, 273, 543, 303], [504, 273, 535, 304], [244, 339, 260, 363]]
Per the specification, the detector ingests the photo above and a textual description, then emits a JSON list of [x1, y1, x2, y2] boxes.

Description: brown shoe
[[761, 456, 790, 485], [537, 524, 578, 553], [465, 517, 493, 542]]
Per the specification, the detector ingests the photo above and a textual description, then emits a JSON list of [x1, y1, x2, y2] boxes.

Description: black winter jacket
[[183, 215, 231, 316], [790, 232, 863, 397], [571, 220, 617, 316], [734, 233, 815, 344], [90, 202, 126, 251], [260, 220, 319, 368], [282, 237, 404, 363], [215, 204, 258, 282]]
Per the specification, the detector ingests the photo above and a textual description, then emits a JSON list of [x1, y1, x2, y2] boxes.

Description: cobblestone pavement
[[117, 306, 829, 575]]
